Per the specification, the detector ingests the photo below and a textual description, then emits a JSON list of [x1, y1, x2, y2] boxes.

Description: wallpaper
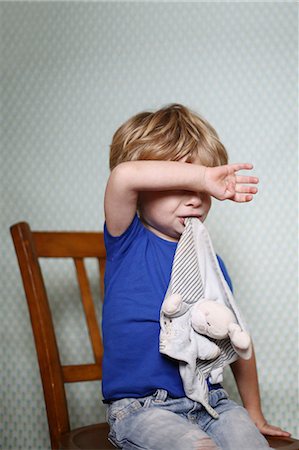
[[1, 2, 298, 448]]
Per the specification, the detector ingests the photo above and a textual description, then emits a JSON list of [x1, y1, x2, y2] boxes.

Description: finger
[[262, 428, 291, 437], [229, 163, 254, 172], [267, 426, 291, 435], [260, 423, 292, 436], [236, 185, 258, 194], [230, 193, 254, 203], [236, 175, 259, 184]]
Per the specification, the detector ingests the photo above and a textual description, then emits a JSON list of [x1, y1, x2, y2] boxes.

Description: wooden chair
[[10, 222, 299, 450], [10, 221, 114, 450]]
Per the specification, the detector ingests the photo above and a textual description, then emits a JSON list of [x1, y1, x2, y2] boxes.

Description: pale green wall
[[1, 2, 298, 448]]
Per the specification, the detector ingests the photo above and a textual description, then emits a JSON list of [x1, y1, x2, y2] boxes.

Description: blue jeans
[[106, 389, 271, 450]]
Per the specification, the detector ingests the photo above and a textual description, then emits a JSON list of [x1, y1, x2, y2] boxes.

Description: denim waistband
[[153, 389, 168, 402], [106, 381, 223, 405]]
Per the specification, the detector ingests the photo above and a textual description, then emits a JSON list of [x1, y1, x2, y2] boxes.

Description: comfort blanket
[[159, 217, 252, 418]]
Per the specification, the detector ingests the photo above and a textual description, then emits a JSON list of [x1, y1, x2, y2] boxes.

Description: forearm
[[231, 346, 264, 419], [110, 160, 207, 193]]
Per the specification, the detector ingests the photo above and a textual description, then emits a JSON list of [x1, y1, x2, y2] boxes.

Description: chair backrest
[[10, 222, 106, 450]]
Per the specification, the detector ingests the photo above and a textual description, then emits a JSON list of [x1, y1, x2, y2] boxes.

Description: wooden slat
[[33, 232, 106, 258], [98, 258, 106, 302], [62, 364, 101, 383], [74, 258, 103, 365]]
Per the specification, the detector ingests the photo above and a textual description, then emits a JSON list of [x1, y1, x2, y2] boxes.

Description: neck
[[141, 220, 179, 242]]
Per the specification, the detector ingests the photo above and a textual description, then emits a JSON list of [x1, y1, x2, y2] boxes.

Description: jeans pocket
[[107, 399, 145, 449], [107, 398, 143, 424]]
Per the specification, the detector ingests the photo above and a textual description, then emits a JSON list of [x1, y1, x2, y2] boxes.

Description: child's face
[[139, 189, 211, 242]]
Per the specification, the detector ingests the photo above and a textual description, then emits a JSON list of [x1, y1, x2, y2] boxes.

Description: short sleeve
[[104, 214, 142, 260]]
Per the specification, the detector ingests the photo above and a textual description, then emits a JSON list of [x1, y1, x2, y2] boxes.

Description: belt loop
[[154, 389, 168, 402]]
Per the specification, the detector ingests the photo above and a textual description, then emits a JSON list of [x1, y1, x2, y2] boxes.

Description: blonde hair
[[109, 103, 228, 170]]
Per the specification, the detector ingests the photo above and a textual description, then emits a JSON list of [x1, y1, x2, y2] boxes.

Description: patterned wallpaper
[[1, 2, 298, 449]]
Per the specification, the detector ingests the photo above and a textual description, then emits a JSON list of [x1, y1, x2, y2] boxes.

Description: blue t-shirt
[[102, 214, 233, 402]]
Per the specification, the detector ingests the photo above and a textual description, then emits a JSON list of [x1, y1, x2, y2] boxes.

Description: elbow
[[107, 162, 137, 195]]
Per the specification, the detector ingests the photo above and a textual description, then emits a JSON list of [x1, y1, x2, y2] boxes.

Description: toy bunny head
[[191, 300, 236, 339]]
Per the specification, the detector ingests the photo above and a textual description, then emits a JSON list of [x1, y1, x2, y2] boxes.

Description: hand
[[256, 419, 291, 438], [248, 410, 291, 438], [204, 163, 259, 202]]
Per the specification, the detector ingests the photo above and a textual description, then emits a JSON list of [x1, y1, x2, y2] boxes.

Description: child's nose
[[185, 192, 202, 207]]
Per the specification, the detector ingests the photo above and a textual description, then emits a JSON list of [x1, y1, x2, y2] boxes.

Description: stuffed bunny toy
[[190, 300, 251, 356], [162, 295, 251, 360]]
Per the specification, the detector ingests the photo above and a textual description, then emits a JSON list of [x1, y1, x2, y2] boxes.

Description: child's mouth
[[179, 216, 202, 225]]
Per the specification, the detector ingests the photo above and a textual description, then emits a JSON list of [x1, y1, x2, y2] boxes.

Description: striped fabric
[[169, 219, 204, 304], [160, 217, 251, 418]]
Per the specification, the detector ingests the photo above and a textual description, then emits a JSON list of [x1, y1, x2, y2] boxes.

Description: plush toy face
[[162, 296, 252, 359], [191, 300, 236, 339]]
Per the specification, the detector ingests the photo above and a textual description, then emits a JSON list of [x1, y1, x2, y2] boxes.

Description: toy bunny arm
[[161, 293, 190, 318], [194, 332, 221, 360], [228, 323, 251, 351]]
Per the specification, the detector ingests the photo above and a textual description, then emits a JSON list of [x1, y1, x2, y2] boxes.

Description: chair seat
[[59, 425, 299, 450], [265, 435, 299, 450], [59, 422, 115, 450], [59, 423, 299, 450]]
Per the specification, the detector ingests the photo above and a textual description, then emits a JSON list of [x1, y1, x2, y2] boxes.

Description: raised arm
[[105, 161, 204, 236], [104, 161, 258, 236]]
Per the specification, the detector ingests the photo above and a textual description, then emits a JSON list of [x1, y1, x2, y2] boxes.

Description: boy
[[102, 104, 290, 449]]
